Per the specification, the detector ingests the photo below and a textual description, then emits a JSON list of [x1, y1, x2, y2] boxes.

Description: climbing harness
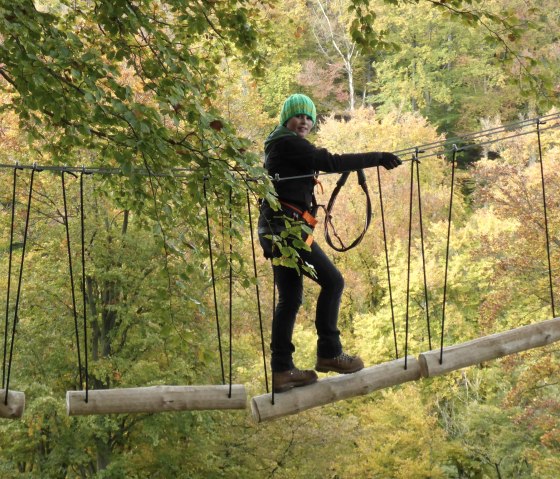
[[274, 168, 373, 251], [278, 200, 317, 246]]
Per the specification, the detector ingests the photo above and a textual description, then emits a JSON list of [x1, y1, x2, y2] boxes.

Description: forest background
[[0, 0, 559, 477]]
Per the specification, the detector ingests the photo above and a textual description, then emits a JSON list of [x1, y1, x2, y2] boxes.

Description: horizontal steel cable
[[0, 113, 557, 182]]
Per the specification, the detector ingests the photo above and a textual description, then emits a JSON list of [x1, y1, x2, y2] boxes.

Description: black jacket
[[258, 126, 386, 234]]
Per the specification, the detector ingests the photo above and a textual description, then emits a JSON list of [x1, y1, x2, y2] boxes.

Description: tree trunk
[[346, 58, 355, 111], [85, 210, 130, 473], [96, 436, 112, 472], [362, 56, 374, 106]]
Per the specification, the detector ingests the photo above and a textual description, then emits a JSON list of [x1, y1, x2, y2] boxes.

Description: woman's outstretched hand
[[380, 152, 402, 170]]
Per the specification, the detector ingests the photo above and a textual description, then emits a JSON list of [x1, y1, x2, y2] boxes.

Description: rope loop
[[323, 169, 372, 252]]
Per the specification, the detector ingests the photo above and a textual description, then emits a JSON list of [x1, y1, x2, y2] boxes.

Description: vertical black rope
[[246, 190, 269, 393], [228, 187, 233, 397], [62, 172, 83, 388], [5, 166, 36, 404], [79, 171, 89, 402], [536, 120, 556, 318], [404, 156, 415, 369], [377, 167, 398, 360], [3, 167, 20, 391], [271, 261, 276, 405], [415, 156, 432, 350], [440, 147, 458, 364], [203, 179, 225, 384]]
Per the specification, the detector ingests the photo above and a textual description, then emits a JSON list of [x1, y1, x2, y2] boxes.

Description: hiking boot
[[315, 352, 364, 374], [273, 368, 318, 393]]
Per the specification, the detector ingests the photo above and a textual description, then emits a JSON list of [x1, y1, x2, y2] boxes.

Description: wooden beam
[[419, 317, 560, 377], [0, 390, 25, 419], [66, 385, 247, 416], [251, 356, 421, 423]]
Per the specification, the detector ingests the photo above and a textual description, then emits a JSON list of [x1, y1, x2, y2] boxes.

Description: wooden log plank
[[0, 390, 25, 419], [419, 317, 560, 378], [66, 385, 247, 416], [251, 356, 420, 423]]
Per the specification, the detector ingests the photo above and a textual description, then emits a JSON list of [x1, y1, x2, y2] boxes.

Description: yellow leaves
[[316, 106, 443, 154], [346, 385, 450, 479], [0, 90, 30, 157]]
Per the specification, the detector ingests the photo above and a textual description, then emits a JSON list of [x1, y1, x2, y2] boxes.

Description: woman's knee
[[277, 292, 303, 315], [333, 270, 345, 293], [324, 269, 344, 294]]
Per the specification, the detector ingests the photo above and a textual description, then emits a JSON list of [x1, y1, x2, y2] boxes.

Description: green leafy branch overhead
[[0, 0, 271, 213], [349, 0, 556, 104]]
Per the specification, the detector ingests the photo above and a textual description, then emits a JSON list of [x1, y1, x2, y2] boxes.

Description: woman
[[258, 94, 402, 393]]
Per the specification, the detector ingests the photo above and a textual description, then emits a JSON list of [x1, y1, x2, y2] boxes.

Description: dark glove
[[379, 152, 402, 170]]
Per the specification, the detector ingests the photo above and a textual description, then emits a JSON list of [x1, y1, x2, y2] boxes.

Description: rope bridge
[[1, 114, 559, 420]]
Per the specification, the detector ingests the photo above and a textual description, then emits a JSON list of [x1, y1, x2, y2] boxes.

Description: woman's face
[[285, 114, 313, 138]]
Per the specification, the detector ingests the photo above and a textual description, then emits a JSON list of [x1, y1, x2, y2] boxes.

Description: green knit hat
[[280, 94, 317, 126]]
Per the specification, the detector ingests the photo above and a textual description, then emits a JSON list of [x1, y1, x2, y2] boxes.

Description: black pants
[[260, 236, 344, 372]]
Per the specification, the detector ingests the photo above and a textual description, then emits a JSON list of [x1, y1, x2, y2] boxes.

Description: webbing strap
[[323, 169, 372, 252]]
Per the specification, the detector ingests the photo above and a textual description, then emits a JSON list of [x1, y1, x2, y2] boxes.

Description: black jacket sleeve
[[277, 135, 384, 173]]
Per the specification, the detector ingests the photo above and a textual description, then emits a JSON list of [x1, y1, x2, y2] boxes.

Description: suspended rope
[[227, 187, 234, 398], [439, 146, 458, 364], [389, 112, 560, 163], [415, 151, 432, 350], [203, 179, 226, 384], [67, 177, 248, 415], [404, 157, 415, 369], [377, 166, 399, 360], [61, 171, 83, 389], [79, 171, 90, 401], [323, 169, 372, 252], [536, 120, 556, 318], [4, 166, 37, 404], [271, 261, 277, 405], [3, 167, 21, 393], [246, 191, 269, 393]]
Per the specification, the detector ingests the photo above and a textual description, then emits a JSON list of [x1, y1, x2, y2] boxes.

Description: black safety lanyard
[[323, 169, 372, 252]]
